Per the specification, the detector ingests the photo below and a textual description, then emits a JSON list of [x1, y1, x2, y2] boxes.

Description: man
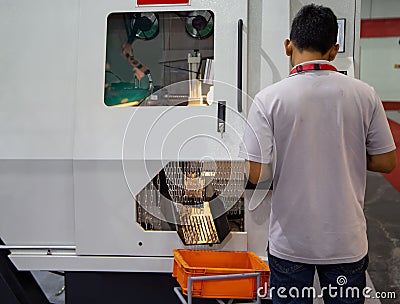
[[239, 4, 396, 304]]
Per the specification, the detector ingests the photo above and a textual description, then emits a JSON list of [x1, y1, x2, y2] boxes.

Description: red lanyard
[[289, 63, 338, 76]]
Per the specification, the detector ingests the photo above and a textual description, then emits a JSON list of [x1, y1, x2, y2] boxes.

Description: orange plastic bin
[[172, 249, 270, 300]]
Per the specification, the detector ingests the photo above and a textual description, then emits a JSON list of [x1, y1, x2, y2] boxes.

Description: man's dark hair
[[290, 4, 338, 54]]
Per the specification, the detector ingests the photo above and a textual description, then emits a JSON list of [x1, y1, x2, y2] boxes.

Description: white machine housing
[[0, 0, 360, 272]]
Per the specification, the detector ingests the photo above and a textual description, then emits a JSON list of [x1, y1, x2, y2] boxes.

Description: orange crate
[[172, 249, 270, 299]]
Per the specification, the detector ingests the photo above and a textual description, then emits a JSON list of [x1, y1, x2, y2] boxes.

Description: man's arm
[[245, 160, 272, 185], [367, 150, 397, 173], [365, 91, 396, 173]]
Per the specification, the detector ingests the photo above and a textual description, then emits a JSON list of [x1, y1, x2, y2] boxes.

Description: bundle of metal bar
[[178, 202, 219, 245], [136, 160, 244, 244]]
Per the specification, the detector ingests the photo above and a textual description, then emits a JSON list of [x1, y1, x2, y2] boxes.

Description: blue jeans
[[267, 251, 368, 304]]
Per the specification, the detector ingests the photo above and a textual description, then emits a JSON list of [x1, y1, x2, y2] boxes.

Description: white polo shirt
[[239, 60, 396, 264]]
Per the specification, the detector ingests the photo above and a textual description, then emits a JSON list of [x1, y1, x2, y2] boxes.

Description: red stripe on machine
[[137, 0, 189, 5], [361, 18, 400, 38], [383, 101, 400, 111]]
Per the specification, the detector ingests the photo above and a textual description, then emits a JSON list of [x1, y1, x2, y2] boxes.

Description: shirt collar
[[292, 60, 331, 70]]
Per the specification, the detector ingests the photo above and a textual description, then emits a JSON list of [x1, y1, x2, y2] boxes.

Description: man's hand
[[367, 150, 397, 173], [245, 160, 272, 185]]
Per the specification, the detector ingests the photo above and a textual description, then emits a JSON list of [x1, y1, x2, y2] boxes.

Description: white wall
[[361, 0, 400, 18], [360, 38, 400, 101], [360, 0, 400, 101]]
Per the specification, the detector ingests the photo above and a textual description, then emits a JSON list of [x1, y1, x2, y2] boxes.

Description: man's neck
[[291, 50, 330, 67]]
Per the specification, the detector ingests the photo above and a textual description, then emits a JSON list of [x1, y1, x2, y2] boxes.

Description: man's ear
[[328, 44, 340, 61], [284, 39, 292, 57]]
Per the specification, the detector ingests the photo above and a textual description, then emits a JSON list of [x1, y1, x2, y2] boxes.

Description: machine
[[0, 0, 360, 302]]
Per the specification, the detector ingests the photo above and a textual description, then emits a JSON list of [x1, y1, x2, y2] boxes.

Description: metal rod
[[189, 272, 260, 281], [237, 19, 243, 112], [256, 273, 261, 304], [217, 300, 235, 304], [188, 276, 193, 304], [174, 287, 188, 304], [187, 272, 262, 304]]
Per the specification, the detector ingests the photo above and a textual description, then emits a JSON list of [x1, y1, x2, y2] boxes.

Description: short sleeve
[[238, 96, 274, 163], [366, 91, 396, 155]]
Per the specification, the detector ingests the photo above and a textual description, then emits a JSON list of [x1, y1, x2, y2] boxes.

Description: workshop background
[[0, 0, 399, 303]]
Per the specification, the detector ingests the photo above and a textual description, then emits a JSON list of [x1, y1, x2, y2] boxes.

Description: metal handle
[[0, 245, 76, 250], [237, 19, 243, 113], [217, 100, 226, 138]]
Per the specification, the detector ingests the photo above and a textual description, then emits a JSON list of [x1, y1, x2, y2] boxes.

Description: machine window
[[104, 11, 214, 107]]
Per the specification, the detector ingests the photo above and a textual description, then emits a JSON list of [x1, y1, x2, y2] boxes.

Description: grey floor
[[365, 172, 400, 304], [31, 271, 383, 304]]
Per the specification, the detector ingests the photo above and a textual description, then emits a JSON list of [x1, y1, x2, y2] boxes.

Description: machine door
[[73, 0, 248, 256], [74, 0, 247, 162]]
